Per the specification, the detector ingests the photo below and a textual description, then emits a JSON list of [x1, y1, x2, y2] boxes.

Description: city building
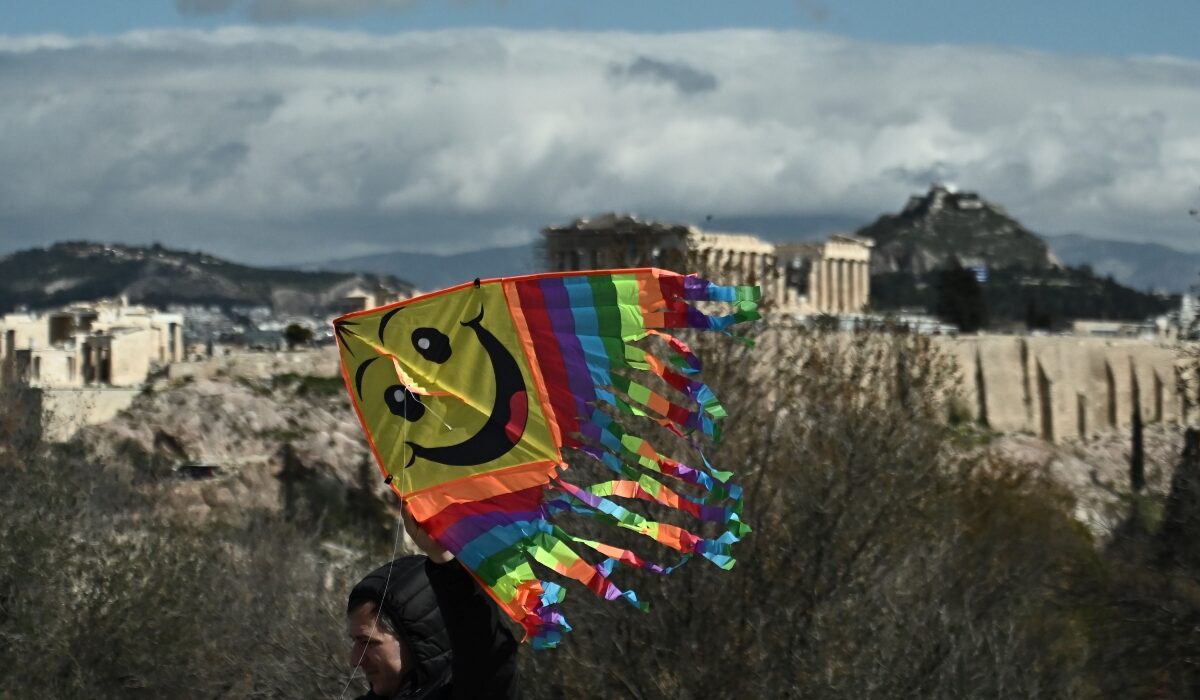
[[0, 297, 184, 387]]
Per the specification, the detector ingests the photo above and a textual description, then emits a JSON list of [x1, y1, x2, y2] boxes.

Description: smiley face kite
[[335, 269, 759, 648]]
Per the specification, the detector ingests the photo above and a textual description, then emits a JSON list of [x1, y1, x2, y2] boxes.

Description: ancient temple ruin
[[542, 213, 873, 314]]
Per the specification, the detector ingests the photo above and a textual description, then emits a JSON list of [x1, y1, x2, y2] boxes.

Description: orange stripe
[[645, 391, 671, 417], [637, 272, 666, 314], [404, 460, 559, 520], [503, 279, 565, 461], [655, 523, 687, 551]]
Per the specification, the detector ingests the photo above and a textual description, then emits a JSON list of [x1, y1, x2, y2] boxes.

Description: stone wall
[[42, 387, 142, 442], [937, 335, 1184, 442], [167, 348, 341, 382]]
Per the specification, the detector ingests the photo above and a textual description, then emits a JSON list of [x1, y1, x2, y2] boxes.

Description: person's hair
[[348, 599, 399, 640]]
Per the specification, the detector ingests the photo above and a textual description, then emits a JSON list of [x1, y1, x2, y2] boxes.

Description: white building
[[0, 297, 184, 387]]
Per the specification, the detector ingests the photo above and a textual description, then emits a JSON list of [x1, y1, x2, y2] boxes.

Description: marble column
[[836, 259, 846, 314], [845, 261, 854, 313], [816, 259, 826, 313], [825, 256, 835, 312], [844, 260, 854, 313], [831, 259, 839, 313], [820, 259, 830, 314], [865, 261, 872, 308], [849, 261, 860, 312], [811, 259, 820, 309]]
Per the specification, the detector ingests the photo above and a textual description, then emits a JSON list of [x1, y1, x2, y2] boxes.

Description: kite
[[334, 268, 759, 648]]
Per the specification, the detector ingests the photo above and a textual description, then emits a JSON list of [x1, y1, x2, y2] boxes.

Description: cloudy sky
[[3, 1, 1200, 265]]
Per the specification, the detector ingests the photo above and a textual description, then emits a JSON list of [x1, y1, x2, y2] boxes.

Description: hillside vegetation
[[0, 241, 411, 313], [873, 265, 1175, 328]]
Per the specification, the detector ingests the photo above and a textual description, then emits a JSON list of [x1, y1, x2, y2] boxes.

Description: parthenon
[[542, 213, 874, 314]]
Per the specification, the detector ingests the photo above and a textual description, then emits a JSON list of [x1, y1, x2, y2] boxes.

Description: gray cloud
[[795, 0, 830, 23], [1, 29, 1199, 267], [175, 0, 421, 21], [176, 0, 237, 16], [608, 55, 719, 96]]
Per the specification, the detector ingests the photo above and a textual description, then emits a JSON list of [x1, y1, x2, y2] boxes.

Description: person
[[346, 508, 520, 700]]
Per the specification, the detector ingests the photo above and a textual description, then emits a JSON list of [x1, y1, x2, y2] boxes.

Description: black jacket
[[348, 556, 519, 700]]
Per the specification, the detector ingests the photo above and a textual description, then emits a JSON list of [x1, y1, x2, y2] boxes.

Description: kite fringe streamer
[[495, 271, 758, 646]]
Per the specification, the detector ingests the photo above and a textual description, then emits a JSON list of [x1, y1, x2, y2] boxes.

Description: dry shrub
[[8, 326, 1196, 698], [0, 381, 360, 699], [520, 325, 1095, 699]]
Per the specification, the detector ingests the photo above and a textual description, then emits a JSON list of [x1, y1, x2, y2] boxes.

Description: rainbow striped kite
[[334, 268, 758, 647]]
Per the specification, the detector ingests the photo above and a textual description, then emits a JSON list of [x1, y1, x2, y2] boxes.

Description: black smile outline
[[403, 305, 528, 468]]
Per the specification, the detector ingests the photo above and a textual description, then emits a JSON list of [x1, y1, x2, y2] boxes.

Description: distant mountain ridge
[[0, 241, 411, 314], [858, 186, 1059, 274], [1045, 233, 1200, 294], [309, 243, 542, 291]]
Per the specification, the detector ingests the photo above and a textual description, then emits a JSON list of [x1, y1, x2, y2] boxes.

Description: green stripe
[[475, 544, 535, 600], [588, 274, 622, 341]]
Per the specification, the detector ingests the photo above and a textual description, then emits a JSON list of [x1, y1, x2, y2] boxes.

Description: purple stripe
[[685, 306, 709, 329], [682, 275, 710, 300], [439, 509, 544, 552], [539, 278, 599, 420]]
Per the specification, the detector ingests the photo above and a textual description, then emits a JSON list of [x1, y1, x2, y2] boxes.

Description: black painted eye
[[411, 328, 451, 364], [384, 385, 425, 421]]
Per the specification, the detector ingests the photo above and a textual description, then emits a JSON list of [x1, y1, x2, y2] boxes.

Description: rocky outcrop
[[73, 349, 382, 521], [859, 185, 1061, 274]]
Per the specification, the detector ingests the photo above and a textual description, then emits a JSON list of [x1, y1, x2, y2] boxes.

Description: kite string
[[336, 418, 410, 700], [411, 393, 455, 432]]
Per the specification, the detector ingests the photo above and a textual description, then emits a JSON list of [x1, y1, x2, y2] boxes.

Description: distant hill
[[1045, 233, 1200, 294], [0, 242, 411, 314], [858, 186, 1059, 274], [310, 243, 542, 291], [858, 187, 1180, 326]]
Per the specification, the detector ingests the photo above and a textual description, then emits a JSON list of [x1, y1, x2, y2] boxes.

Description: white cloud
[[1, 28, 1199, 264]]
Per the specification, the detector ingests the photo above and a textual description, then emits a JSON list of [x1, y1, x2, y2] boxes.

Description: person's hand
[[401, 502, 455, 564]]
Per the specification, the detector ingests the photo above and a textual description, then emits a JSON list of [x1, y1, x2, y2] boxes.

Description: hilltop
[[861, 187, 1176, 325], [0, 241, 412, 314], [859, 185, 1059, 274]]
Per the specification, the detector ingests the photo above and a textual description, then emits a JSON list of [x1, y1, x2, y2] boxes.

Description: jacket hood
[[348, 556, 452, 699]]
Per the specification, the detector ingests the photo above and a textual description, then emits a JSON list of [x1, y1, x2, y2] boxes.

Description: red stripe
[[658, 367, 691, 393], [514, 279, 581, 445], [422, 484, 547, 539], [665, 403, 692, 426], [659, 273, 683, 303]]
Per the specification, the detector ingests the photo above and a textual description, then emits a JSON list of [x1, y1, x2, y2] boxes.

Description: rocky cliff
[[73, 349, 382, 522]]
